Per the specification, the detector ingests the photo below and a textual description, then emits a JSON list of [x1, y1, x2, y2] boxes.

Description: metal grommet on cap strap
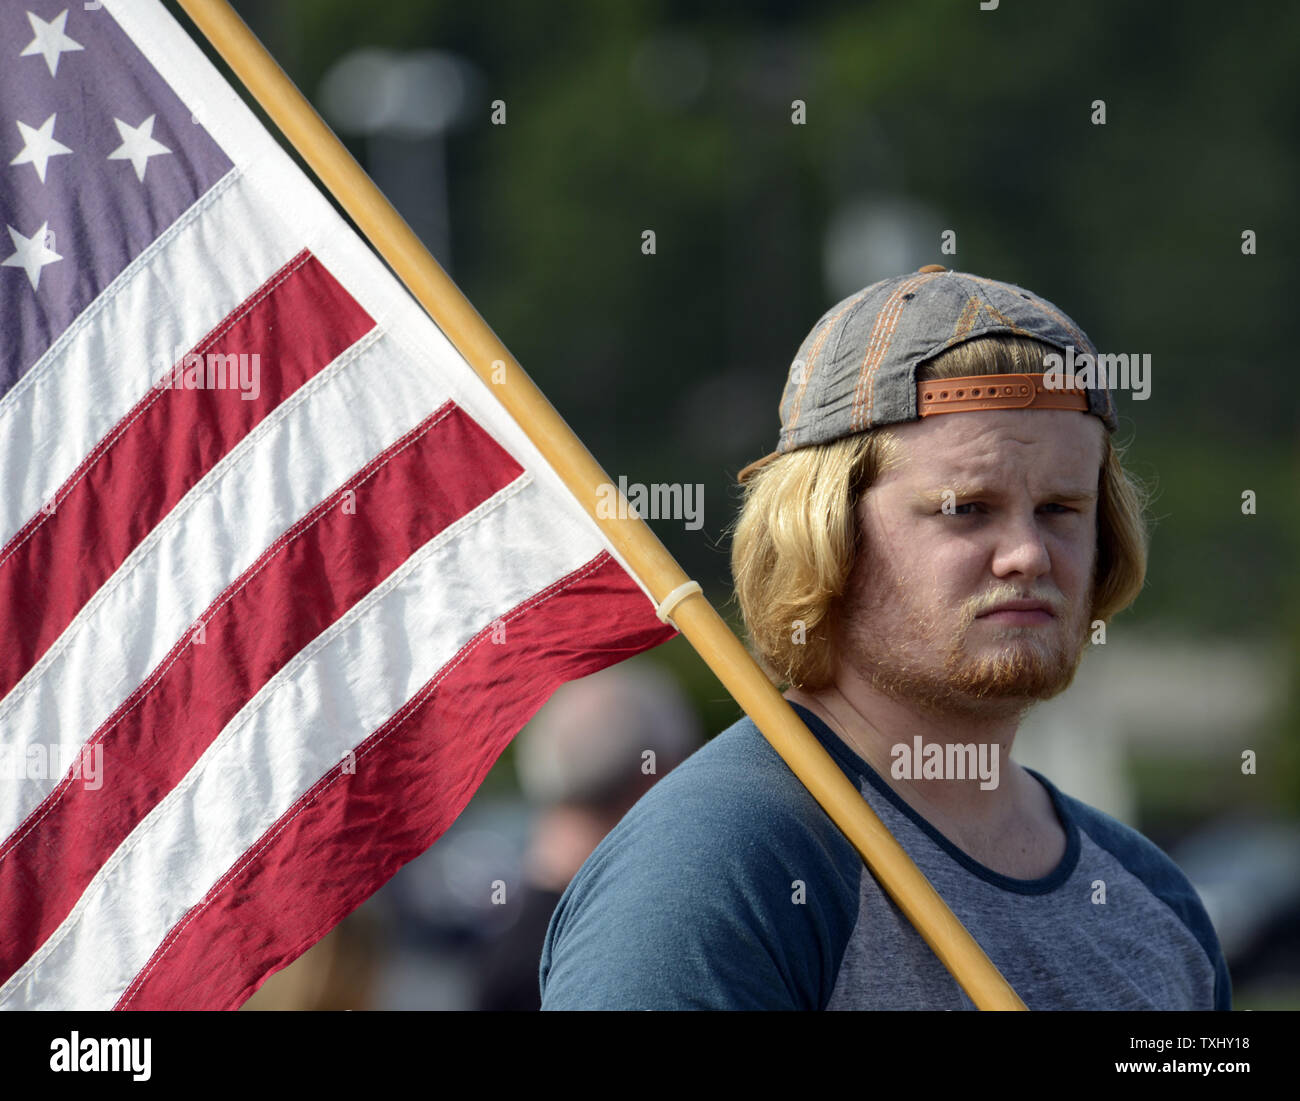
[[655, 580, 702, 625]]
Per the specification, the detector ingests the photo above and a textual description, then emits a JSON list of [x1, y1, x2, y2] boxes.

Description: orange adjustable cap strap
[[917, 372, 1089, 417]]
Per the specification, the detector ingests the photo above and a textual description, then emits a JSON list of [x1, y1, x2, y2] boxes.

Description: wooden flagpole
[[175, 0, 1027, 1010]]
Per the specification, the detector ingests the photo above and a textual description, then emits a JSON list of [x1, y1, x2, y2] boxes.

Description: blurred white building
[[1014, 629, 1289, 825]]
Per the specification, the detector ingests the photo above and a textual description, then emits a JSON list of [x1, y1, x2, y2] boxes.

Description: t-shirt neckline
[[784, 700, 1081, 895]]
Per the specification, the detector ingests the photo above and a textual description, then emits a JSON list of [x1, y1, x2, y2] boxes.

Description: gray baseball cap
[[740, 266, 1118, 482]]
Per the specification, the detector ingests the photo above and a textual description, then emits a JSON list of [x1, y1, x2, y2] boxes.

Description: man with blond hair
[[539, 266, 1231, 1010]]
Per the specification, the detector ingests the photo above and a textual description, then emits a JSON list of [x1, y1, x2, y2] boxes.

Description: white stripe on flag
[[0, 471, 600, 1011], [98, 0, 657, 608], [0, 324, 479, 834], [0, 168, 311, 545], [0, 0, 675, 1012]]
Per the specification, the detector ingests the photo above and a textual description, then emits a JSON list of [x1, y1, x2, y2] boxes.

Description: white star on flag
[[2, 221, 62, 289], [107, 114, 171, 181], [10, 114, 73, 183], [19, 9, 84, 78], [0, 0, 684, 1014]]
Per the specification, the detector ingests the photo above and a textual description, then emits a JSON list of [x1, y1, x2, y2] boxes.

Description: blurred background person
[[473, 659, 704, 1010]]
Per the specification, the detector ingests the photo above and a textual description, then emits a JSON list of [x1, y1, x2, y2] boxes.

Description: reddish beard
[[832, 556, 1096, 718]]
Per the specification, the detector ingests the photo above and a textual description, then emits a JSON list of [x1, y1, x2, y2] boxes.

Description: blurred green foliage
[[168, 0, 1298, 810]]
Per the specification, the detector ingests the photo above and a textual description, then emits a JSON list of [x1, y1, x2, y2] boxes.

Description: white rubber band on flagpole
[[655, 580, 702, 624]]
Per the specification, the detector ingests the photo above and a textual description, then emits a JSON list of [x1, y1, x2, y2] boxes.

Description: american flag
[[0, 0, 675, 1009]]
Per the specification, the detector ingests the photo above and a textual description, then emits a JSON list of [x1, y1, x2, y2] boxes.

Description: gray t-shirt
[[539, 701, 1230, 1010]]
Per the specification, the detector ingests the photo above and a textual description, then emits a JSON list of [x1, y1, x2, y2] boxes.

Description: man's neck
[[783, 676, 1041, 836]]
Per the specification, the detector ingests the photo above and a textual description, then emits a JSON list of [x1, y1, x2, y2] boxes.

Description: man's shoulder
[[626, 710, 839, 831], [574, 709, 862, 887], [538, 712, 864, 1010], [1045, 777, 1202, 904], [1036, 772, 1232, 1009]]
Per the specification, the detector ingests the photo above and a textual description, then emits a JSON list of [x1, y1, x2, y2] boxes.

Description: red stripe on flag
[[113, 552, 676, 1010], [0, 403, 523, 987], [0, 250, 373, 698]]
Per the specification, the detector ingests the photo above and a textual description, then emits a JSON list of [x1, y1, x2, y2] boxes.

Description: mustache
[[967, 591, 1065, 619]]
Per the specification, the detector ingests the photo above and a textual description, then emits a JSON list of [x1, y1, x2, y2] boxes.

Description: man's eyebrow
[[913, 483, 1099, 504]]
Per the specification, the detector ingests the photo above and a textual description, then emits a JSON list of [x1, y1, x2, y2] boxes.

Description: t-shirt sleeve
[[538, 741, 862, 1010]]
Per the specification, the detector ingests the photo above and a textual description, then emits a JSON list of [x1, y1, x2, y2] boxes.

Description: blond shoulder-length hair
[[729, 334, 1153, 691]]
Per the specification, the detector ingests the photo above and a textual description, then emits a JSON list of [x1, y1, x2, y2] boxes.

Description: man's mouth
[[976, 599, 1054, 626]]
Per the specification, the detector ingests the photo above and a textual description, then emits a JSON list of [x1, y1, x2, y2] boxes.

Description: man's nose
[[989, 511, 1052, 580]]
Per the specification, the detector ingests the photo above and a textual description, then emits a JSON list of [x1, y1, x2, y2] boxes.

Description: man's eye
[[941, 502, 1075, 515]]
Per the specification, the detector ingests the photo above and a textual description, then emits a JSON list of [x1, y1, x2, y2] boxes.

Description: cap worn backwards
[[769, 266, 1118, 465]]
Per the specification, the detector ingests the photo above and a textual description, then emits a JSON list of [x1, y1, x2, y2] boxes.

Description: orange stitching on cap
[[848, 296, 895, 428], [784, 285, 878, 436], [856, 274, 932, 428], [962, 276, 1112, 423], [849, 279, 917, 428], [961, 273, 1092, 353], [782, 317, 834, 434], [952, 296, 1034, 346], [951, 295, 983, 340], [857, 296, 907, 427], [982, 302, 1032, 336]]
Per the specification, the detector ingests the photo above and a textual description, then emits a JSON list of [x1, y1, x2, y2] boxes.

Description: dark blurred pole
[[318, 47, 481, 275], [366, 133, 451, 270]]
